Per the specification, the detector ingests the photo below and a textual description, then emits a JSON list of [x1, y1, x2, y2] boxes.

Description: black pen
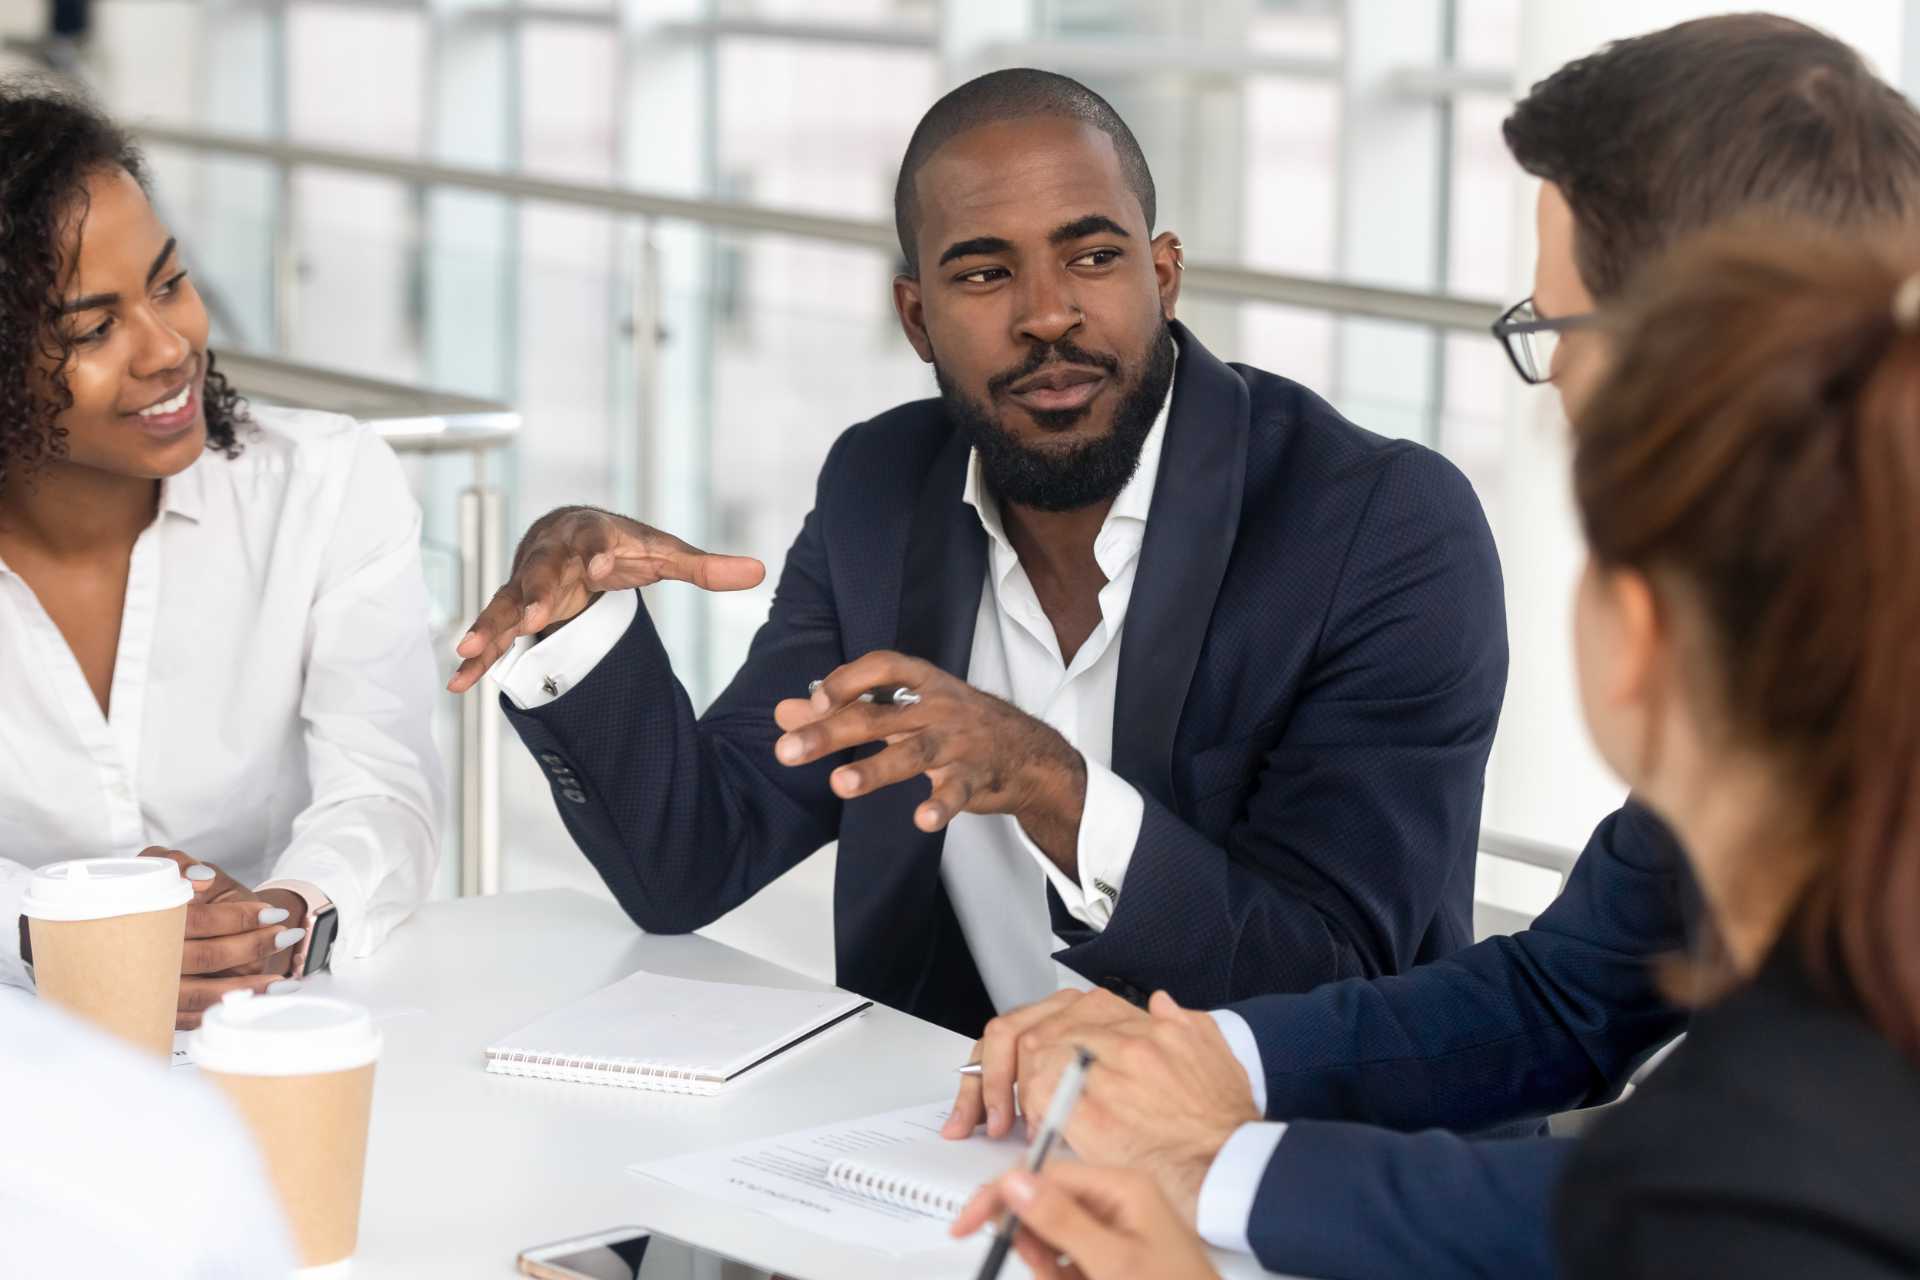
[[807, 679, 922, 707], [973, 1046, 1095, 1280]]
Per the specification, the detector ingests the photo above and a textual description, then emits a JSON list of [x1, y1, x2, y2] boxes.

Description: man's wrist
[[1019, 745, 1088, 875], [1165, 1146, 1220, 1227], [1171, 1112, 1259, 1224], [1194, 1122, 1288, 1255]]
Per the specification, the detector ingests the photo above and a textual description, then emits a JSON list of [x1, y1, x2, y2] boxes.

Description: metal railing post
[[631, 218, 661, 515], [457, 485, 506, 896]]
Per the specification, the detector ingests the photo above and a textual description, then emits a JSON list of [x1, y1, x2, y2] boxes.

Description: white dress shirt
[[0, 988, 296, 1277], [495, 369, 1173, 1014], [937, 396, 1164, 1011], [0, 407, 443, 991]]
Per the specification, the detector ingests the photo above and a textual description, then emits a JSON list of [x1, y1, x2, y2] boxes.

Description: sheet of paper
[[630, 1101, 1009, 1257]]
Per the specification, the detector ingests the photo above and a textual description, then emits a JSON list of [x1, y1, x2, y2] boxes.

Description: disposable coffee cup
[[191, 990, 382, 1277], [22, 857, 192, 1058]]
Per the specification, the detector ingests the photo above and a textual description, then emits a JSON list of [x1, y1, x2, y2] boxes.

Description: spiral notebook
[[483, 969, 871, 1096], [825, 1128, 1035, 1219], [632, 1102, 1045, 1257]]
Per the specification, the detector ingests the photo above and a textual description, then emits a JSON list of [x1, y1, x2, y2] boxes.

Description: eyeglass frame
[[1491, 296, 1599, 385]]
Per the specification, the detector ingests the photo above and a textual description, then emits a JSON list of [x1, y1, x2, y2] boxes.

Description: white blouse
[[0, 407, 443, 990]]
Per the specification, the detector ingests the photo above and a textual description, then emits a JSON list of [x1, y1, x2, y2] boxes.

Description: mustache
[[986, 339, 1122, 397]]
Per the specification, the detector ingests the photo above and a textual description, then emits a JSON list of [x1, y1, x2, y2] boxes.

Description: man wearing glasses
[[1492, 296, 1597, 389], [948, 14, 1920, 1279]]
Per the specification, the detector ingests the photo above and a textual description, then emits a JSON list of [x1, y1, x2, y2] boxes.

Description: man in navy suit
[[449, 69, 1507, 1039], [947, 15, 1920, 1278]]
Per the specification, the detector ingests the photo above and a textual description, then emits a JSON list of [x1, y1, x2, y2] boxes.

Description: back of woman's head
[[1574, 229, 1920, 1057], [0, 78, 240, 488]]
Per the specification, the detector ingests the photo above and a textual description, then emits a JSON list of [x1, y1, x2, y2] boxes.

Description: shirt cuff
[[1196, 1122, 1288, 1255], [1015, 760, 1145, 930], [491, 589, 637, 710], [1209, 1009, 1268, 1114]]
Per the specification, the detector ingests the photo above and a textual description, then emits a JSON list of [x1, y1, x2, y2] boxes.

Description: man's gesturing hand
[[447, 506, 765, 693], [772, 651, 1089, 870]]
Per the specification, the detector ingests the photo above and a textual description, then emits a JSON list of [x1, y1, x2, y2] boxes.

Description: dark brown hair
[[1504, 14, 1920, 300], [1574, 230, 1920, 1059], [0, 77, 246, 491]]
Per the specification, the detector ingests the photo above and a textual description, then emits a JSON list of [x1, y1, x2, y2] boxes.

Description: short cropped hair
[[893, 68, 1156, 276], [1503, 13, 1920, 299]]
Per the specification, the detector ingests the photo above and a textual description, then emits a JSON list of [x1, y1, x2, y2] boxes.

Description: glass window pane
[[1241, 78, 1340, 275], [288, 172, 422, 380], [521, 26, 618, 183], [716, 42, 935, 219], [287, 6, 427, 155]]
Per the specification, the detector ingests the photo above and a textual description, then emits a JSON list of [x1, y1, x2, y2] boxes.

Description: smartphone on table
[[517, 1227, 771, 1280]]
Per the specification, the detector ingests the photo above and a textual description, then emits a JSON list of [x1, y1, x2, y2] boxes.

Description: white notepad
[[631, 1102, 1049, 1257], [483, 970, 871, 1096], [826, 1129, 1038, 1219]]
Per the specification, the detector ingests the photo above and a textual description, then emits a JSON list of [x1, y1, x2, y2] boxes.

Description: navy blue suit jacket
[[1227, 801, 1697, 1278], [502, 325, 1507, 1037]]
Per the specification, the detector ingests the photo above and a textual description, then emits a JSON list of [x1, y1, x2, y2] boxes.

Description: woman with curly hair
[[0, 80, 442, 1025]]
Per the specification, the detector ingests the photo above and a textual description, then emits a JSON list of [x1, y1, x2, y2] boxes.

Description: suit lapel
[[1112, 324, 1250, 809], [895, 427, 987, 678], [841, 427, 984, 1012]]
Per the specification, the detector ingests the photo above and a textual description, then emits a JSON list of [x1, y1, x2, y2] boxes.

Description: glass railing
[[211, 351, 517, 906]]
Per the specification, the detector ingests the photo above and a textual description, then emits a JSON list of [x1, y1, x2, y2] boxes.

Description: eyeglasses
[[1491, 296, 1598, 385]]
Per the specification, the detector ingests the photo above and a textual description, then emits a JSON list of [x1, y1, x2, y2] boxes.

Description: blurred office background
[[4, 0, 1914, 977]]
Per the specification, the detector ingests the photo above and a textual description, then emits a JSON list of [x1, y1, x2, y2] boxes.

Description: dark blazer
[[1557, 943, 1920, 1279], [502, 324, 1507, 1037], [1230, 802, 1699, 1278]]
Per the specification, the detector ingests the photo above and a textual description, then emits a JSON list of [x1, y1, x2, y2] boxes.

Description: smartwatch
[[262, 881, 338, 977], [296, 901, 339, 977]]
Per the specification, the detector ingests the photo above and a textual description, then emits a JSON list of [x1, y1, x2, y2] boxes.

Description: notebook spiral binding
[[483, 1049, 725, 1096], [825, 1157, 967, 1218]]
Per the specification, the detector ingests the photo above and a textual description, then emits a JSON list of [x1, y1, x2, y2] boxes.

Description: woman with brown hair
[[949, 229, 1920, 1277], [1546, 230, 1920, 1274]]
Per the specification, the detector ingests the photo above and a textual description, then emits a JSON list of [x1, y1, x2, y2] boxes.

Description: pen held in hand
[[808, 679, 922, 707], [972, 1045, 1095, 1280]]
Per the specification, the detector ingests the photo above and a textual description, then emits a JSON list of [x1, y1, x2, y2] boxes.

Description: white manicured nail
[[257, 907, 290, 926], [267, 979, 302, 994], [185, 865, 215, 881], [273, 928, 307, 950]]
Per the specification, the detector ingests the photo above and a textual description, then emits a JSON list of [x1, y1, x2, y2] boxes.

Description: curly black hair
[[0, 77, 247, 492]]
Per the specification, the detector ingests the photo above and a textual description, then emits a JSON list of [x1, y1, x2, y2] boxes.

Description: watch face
[[305, 905, 340, 975]]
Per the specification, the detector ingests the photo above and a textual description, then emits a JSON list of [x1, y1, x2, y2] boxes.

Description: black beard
[[934, 319, 1176, 514]]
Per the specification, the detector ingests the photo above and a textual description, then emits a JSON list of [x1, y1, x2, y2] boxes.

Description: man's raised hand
[[447, 506, 764, 693]]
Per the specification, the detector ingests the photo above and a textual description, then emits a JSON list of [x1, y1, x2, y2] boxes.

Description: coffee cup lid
[[189, 990, 382, 1076], [20, 858, 193, 922]]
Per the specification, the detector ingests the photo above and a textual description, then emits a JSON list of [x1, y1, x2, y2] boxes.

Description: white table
[[305, 888, 1280, 1279]]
